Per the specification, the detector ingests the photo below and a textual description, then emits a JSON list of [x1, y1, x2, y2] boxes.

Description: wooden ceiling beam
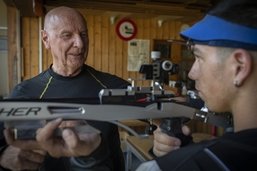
[[4, 0, 44, 16], [44, 0, 204, 18]]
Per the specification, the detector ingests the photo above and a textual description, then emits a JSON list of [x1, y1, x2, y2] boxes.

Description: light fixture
[[110, 16, 117, 25], [157, 19, 164, 27]]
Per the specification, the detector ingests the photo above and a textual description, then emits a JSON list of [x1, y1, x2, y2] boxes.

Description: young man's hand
[[153, 126, 191, 157]]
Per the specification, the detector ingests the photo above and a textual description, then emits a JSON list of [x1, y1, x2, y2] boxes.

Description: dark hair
[[208, 0, 257, 28]]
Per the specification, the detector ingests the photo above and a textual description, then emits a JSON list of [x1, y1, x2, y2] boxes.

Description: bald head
[[44, 6, 87, 31], [41, 6, 89, 77]]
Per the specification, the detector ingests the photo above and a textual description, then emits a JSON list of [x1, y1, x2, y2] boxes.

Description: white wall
[[0, 0, 8, 98]]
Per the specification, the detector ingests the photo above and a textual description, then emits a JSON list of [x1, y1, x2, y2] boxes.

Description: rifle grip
[[159, 117, 192, 147]]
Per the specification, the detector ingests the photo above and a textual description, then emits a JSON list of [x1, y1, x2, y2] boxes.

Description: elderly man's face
[[188, 44, 233, 112], [42, 13, 88, 72]]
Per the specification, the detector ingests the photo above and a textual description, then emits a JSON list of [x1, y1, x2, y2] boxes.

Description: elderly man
[[0, 6, 128, 171]]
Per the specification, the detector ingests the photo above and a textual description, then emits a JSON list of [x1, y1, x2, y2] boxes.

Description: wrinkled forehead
[[44, 12, 87, 32]]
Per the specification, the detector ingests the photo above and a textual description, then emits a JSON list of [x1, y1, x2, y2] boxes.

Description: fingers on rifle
[[182, 125, 191, 135], [62, 128, 79, 149], [4, 129, 39, 149], [153, 142, 179, 157], [4, 128, 15, 144], [154, 128, 181, 146], [36, 118, 62, 141]]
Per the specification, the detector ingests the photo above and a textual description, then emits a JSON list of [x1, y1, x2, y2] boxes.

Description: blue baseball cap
[[180, 15, 257, 50]]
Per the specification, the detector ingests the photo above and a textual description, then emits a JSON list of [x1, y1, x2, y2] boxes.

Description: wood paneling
[[101, 16, 109, 73], [7, 6, 19, 91], [21, 17, 40, 81]]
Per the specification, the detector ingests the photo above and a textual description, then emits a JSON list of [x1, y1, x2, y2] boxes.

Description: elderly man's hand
[[0, 146, 45, 171], [2, 127, 46, 170], [36, 118, 101, 158]]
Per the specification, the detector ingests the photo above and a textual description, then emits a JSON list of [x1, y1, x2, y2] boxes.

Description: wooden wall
[[21, 8, 200, 86], [21, 17, 40, 79]]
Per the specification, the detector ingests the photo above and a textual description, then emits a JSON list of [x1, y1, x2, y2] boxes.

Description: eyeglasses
[[186, 39, 195, 57]]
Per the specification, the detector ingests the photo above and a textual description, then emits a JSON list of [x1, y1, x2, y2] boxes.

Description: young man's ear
[[232, 49, 252, 87], [41, 30, 50, 49]]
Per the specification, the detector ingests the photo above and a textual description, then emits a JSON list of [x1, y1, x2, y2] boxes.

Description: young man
[[137, 0, 257, 170], [0, 6, 128, 171]]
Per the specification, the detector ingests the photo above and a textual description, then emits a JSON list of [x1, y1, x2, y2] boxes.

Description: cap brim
[[180, 15, 257, 47]]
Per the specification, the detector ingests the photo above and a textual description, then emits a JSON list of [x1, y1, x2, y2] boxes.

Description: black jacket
[[156, 128, 257, 171]]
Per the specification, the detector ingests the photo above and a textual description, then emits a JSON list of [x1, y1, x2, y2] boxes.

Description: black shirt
[[2, 64, 129, 171]]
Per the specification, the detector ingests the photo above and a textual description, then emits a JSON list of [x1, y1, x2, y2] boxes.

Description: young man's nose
[[188, 62, 197, 80]]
